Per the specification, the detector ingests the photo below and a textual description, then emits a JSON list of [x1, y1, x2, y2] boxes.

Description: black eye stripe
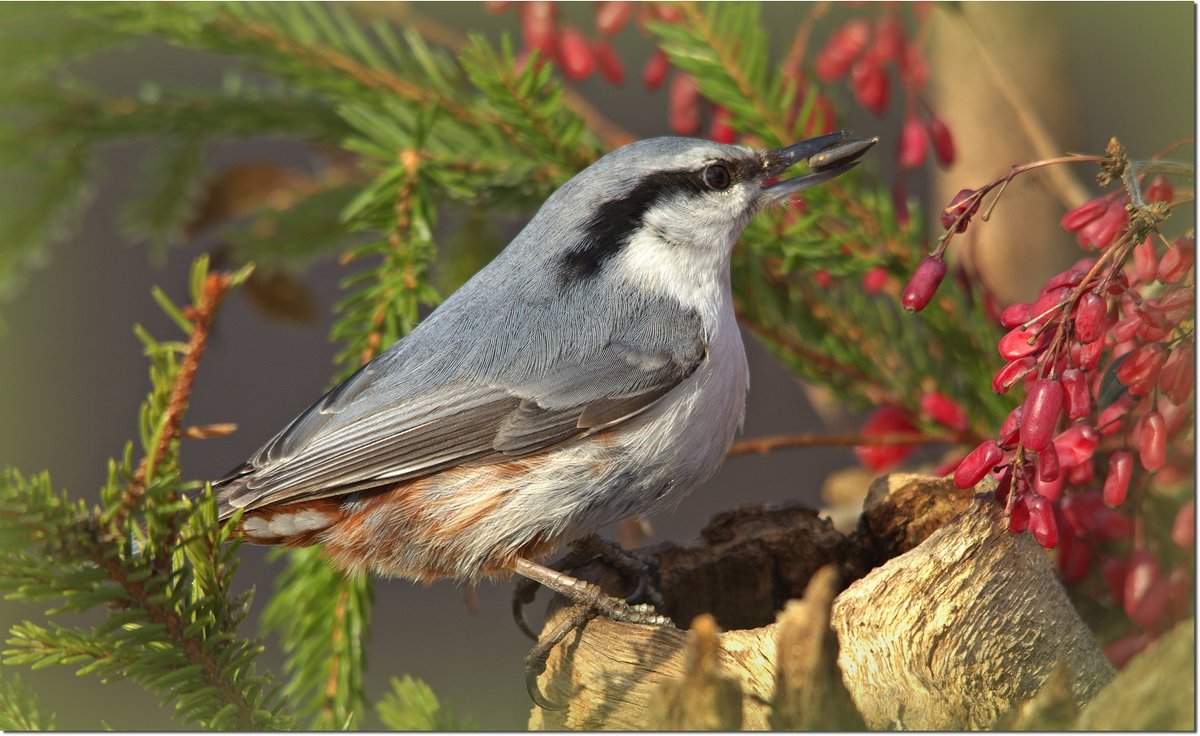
[[559, 160, 749, 280]]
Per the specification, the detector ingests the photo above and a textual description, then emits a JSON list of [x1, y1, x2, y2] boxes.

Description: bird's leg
[[511, 535, 667, 640], [514, 555, 675, 710], [514, 555, 673, 625]]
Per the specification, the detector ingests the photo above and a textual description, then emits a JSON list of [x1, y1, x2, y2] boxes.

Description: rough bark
[[832, 494, 1113, 729], [525, 474, 1118, 730]]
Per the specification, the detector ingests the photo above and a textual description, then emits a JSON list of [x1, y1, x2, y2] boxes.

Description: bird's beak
[[760, 131, 878, 200]]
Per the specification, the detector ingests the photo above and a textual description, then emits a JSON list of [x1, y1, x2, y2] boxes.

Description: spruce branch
[[110, 258, 245, 535], [0, 667, 54, 730], [376, 675, 473, 731], [1, 259, 286, 729]]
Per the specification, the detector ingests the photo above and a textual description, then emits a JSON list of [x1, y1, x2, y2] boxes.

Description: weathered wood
[[526, 475, 1116, 730], [526, 610, 777, 730], [831, 494, 1114, 729], [644, 614, 743, 730], [770, 565, 865, 730]]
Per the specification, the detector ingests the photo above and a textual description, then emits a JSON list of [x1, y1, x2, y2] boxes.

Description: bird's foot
[[514, 554, 675, 709], [511, 534, 666, 640]]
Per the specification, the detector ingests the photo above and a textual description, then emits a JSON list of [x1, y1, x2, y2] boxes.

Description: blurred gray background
[[0, 2, 1193, 729]]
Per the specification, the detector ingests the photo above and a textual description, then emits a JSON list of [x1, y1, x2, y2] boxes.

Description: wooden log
[[770, 565, 865, 730], [526, 476, 1115, 730], [831, 494, 1114, 729]]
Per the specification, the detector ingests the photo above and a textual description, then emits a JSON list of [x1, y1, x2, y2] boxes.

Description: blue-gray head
[[518, 132, 876, 289]]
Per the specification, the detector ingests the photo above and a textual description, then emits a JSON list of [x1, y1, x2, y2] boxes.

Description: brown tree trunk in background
[[926, 4, 1087, 305], [523, 474, 1180, 730]]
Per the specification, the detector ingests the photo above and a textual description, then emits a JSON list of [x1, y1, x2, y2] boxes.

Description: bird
[[212, 131, 875, 626]]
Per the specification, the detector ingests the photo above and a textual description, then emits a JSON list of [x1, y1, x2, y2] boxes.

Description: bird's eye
[[703, 163, 732, 191]]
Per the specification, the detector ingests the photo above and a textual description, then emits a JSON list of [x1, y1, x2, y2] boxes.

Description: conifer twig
[[677, 1, 790, 144], [113, 270, 235, 531]]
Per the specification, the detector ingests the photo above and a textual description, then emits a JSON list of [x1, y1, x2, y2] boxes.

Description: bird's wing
[[214, 333, 706, 516]]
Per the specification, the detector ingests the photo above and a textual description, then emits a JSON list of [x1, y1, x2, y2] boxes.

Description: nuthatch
[[214, 131, 875, 628]]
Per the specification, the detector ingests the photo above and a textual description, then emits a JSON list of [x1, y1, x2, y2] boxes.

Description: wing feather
[[215, 333, 706, 517]]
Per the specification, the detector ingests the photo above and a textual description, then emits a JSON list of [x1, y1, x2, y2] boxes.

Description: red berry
[[1102, 451, 1133, 507], [901, 255, 946, 313], [1145, 174, 1173, 204], [1053, 423, 1098, 468], [940, 188, 980, 232], [898, 111, 926, 169], [1060, 368, 1091, 420], [1030, 287, 1070, 322], [594, 39, 625, 85], [993, 356, 1038, 395], [1078, 200, 1129, 250], [594, 1, 633, 35], [872, 15, 904, 62], [955, 440, 1003, 489], [1111, 313, 1143, 344], [1033, 464, 1063, 502], [815, 20, 871, 82], [998, 405, 1023, 448], [1158, 235, 1195, 284], [1009, 493, 1030, 533], [1076, 335, 1105, 371], [1117, 343, 1167, 396], [1136, 580, 1172, 631], [1061, 197, 1108, 232], [642, 49, 669, 90], [862, 266, 889, 294], [850, 53, 889, 115], [520, 1, 559, 59], [1094, 504, 1128, 540], [993, 464, 1014, 507], [1158, 286, 1194, 325], [1027, 494, 1058, 548], [649, 3, 682, 22], [1021, 379, 1063, 452], [1074, 292, 1108, 344], [709, 105, 735, 144], [1132, 236, 1159, 284], [1124, 550, 1167, 627], [813, 269, 833, 288], [557, 27, 595, 81], [998, 324, 1050, 361], [1038, 445, 1061, 483], [1041, 270, 1086, 295], [1159, 343, 1195, 405], [1137, 411, 1166, 471], [920, 391, 968, 431], [1105, 633, 1148, 669], [1171, 500, 1194, 548], [1057, 523, 1090, 582], [1101, 557, 1128, 605], [1001, 302, 1033, 329], [926, 113, 954, 167], [854, 405, 918, 471], [899, 43, 927, 87], [1066, 457, 1095, 485], [668, 72, 701, 135], [1096, 395, 1133, 436]]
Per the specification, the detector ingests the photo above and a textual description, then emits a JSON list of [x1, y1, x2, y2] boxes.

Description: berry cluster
[[812, 5, 954, 229], [486, 1, 725, 137], [904, 139, 1194, 665]]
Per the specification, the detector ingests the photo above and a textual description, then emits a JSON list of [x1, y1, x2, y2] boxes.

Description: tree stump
[[526, 474, 1117, 730]]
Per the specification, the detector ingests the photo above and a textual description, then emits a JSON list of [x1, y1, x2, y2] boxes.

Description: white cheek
[[611, 191, 751, 332]]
